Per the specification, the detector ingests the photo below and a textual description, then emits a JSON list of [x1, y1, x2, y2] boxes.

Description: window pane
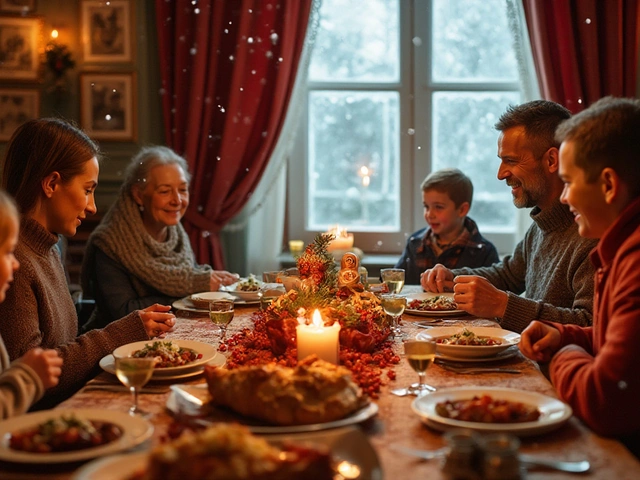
[[432, 91, 520, 231], [432, 0, 518, 82], [309, 0, 399, 83], [308, 91, 400, 231]]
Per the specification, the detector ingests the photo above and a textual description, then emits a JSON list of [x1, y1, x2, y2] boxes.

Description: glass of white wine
[[380, 293, 407, 338], [209, 299, 234, 347], [404, 340, 437, 395], [380, 268, 405, 294], [114, 356, 156, 416]]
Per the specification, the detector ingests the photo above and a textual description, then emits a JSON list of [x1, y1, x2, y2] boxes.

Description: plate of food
[[416, 326, 520, 359], [188, 291, 236, 309], [71, 424, 382, 480], [221, 274, 262, 302], [166, 357, 379, 434], [405, 292, 466, 317], [0, 409, 153, 464], [411, 387, 572, 436], [102, 340, 225, 378]]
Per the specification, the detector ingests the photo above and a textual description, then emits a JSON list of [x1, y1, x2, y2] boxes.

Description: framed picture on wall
[[0, 17, 41, 81], [0, 0, 36, 14], [0, 88, 40, 141], [80, 72, 137, 142], [81, 0, 133, 63]]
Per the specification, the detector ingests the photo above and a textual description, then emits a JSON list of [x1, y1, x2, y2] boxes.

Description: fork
[[438, 364, 521, 375]]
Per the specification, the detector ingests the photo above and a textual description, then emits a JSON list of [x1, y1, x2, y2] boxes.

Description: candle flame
[[312, 309, 323, 327], [328, 224, 348, 238]]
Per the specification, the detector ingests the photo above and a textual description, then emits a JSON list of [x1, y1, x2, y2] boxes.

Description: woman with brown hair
[[0, 118, 175, 408]]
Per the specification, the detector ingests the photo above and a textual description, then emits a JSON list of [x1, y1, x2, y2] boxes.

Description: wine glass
[[380, 268, 405, 294], [404, 340, 437, 395], [114, 356, 156, 416], [380, 293, 407, 338], [209, 299, 234, 347]]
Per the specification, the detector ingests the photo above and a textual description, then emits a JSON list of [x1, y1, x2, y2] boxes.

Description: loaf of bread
[[204, 356, 368, 425]]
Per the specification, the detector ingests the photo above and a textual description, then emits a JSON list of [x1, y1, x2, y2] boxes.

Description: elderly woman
[[0, 118, 175, 408], [81, 146, 238, 330]]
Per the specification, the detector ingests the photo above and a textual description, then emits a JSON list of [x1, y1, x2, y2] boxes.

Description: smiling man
[[421, 100, 597, 333], [519, 97, 640, 456]]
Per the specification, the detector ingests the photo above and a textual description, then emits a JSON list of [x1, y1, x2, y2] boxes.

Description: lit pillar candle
[[296, 309, 341, 364], [326, 225, 354, 252]]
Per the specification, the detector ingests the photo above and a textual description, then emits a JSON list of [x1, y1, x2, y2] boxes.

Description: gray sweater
[[453, 200, 597, 333], [0, 336, 43, 419], [0, 218, 150, 408]]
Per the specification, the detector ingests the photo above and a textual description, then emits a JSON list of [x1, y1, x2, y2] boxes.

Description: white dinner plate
[[71, 426, 383, 480], [405, 292, 467, 317], [416, 326, 520, 359], [112, 340, 221, 375], [411, 386, 572, 437], [99, 354, 221, 381], [0, 409, 153, 464], [173, 296, 258, 312], [435, 345, 520, 363], [165, 384, 379, 434]]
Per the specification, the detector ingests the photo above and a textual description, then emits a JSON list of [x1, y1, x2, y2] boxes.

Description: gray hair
[[122, 146, 192, 194]]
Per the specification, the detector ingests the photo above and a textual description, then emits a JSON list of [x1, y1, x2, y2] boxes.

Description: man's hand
[[452, 275, 509, 318], [519, 321, 562, 362], [420, 264, 454, 292]]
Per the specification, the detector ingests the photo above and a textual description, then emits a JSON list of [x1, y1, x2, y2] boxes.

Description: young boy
[[519, 97, 640, 456], [394, 168, 499, 285]]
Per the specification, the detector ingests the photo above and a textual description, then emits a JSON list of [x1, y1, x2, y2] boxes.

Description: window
[[289, 0, 524, 254]]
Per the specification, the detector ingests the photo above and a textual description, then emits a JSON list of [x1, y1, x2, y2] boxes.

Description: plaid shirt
[[394, 217, 499, 285]]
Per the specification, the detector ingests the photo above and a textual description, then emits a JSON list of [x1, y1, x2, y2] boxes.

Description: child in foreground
[[0, 190, 62, 418], [395, 168, 499, 285]]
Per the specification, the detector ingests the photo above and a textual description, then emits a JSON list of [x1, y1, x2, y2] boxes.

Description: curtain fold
[[155, 0, 313, 268], [523, 0, 640, 112]]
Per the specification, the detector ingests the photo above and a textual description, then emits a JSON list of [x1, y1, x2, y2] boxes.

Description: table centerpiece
[[224, 234, 399, 397]]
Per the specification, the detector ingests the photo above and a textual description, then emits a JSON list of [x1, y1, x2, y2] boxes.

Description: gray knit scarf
[[82, 189, 211, 298]]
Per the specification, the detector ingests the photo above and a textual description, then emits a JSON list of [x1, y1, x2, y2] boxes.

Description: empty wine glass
[[380, 293, 407, 338], [114, 356, 156, 416], [380, 268, 405, 294], [209, 299, 234, 348], [404, 340, 437, 395]]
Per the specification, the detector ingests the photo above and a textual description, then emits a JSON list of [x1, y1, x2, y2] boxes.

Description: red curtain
[[523, 0, 640, 113], [155, 0, 312, 268]]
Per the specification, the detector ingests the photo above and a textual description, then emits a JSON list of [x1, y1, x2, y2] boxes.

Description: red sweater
[[548, 196, 640, 442]]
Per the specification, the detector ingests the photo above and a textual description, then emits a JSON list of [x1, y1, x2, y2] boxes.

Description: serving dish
[[71, 426, 382, 480], [166, 384, 379, 434]]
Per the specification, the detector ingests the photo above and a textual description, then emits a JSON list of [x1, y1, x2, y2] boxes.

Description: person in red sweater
[[519, 97, 640, 456]]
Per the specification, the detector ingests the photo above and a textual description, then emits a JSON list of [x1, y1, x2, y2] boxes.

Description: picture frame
[[0, 0, 36, 14], [0, 16, 41, 81], [0, 88, 40, 142], [80, 72, 137, 142], [80, 0, 133, 63]]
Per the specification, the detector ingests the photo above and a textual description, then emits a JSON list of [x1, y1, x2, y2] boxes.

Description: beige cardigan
[[0, 336, 43, 419]]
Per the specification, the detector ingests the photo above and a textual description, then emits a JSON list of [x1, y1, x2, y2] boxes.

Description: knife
[[389, 445, 590, 473]]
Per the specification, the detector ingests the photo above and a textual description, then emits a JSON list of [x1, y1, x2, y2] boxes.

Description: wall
[[0, 0, 163, 211]]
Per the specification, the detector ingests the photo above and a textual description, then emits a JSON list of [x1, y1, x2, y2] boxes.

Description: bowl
[[190, 291, 235, 309], [416, 327, 520, 359]]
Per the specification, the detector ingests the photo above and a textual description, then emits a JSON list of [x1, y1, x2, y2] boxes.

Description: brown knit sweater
[[0, 218, 150, 408]]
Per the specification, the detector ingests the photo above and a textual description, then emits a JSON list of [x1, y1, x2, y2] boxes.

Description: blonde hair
[[0, 189, 19, 245]]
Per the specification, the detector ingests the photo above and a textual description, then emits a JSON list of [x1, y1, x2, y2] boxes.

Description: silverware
[[390, 384, 437, 397], [390, 445, 591, 473], [438, 364, 521, 375], [82, 384, 170, 394]]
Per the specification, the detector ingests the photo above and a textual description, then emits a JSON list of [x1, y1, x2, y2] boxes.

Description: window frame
[[288, 0, 523, 255]]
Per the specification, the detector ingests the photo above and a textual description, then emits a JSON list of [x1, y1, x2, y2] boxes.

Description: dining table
[[1, 286, 639, 479]]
